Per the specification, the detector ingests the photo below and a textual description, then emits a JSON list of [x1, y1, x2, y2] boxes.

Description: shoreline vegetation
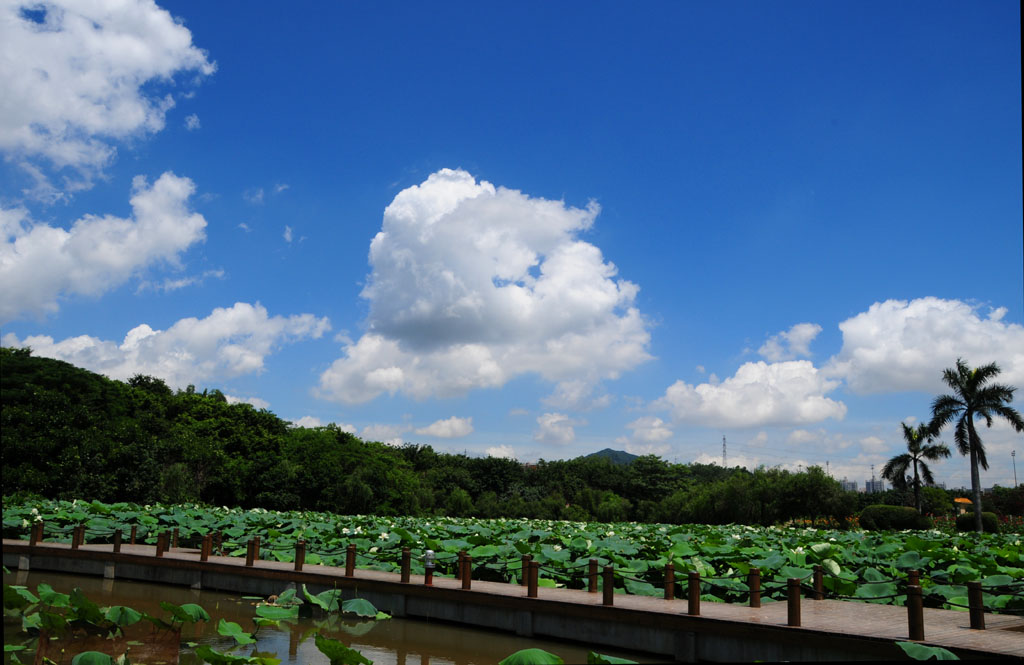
[[2, 347, 1021, 529]]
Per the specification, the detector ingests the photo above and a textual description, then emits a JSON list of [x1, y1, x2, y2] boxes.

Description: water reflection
[[5, 570, 652, 665]]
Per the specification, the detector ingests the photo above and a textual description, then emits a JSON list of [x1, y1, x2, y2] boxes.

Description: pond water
[[4, 570, 657, 664]]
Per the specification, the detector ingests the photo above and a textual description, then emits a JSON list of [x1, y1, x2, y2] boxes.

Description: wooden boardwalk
[[5, 539, 1023, 661]]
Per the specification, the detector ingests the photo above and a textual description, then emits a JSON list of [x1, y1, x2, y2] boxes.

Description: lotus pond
[[3, 498, 1022, 612]]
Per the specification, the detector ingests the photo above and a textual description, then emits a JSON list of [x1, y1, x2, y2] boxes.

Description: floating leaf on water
[[255, 604, 299, 620], [314, 633, 373, 665], [341, 598, 378, 618], [499, 648, 564, 665], [217, 617, 256, 645], [104, 605, 143, 627], [895, 641, 960, 660]]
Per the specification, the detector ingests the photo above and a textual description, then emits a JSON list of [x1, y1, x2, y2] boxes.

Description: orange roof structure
[[953, 497, 973, 504]]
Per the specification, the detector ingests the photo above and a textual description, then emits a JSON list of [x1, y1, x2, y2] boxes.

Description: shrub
[[955, 511, 1000, 533], [858, 504, 931, 531]]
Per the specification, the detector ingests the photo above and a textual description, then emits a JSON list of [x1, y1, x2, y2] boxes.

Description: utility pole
[[1013, 450, 1018, 487], [722, 436, 727, 467]]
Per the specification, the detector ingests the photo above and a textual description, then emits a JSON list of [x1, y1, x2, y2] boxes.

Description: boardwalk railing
[[19, 519, 1024, 641]]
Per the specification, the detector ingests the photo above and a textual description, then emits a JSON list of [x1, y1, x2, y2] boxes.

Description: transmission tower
[[722, 435, 727, 467]]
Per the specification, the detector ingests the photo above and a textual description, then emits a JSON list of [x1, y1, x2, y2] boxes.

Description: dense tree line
[[3, 347, 1011, 526]]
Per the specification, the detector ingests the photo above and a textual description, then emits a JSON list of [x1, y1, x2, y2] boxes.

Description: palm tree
[[882, 422, 950, 514], [930, 359, 1024, 532]]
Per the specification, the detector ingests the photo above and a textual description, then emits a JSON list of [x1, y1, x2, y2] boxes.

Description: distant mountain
[[584, 448, 639, 465]]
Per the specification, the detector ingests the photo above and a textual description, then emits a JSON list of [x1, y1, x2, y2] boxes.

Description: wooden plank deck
[[5, 539, 1023, 660]]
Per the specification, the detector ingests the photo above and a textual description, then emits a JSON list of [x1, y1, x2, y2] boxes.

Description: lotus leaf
[[314, 633, 373, 665], [217, 617, 256, 644], [499, 648, 564, 665]]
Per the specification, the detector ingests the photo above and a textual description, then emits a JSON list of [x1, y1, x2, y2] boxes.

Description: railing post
[[521, 555, 532, 586], [967, 581, 985, 630], [588, 558, 599, 593], [664, 562, 675, 601], [253, 535, 260, 560], [748, 567, 761, 608], [30, 521, 41, 546], [200, 534, 211, 561], [113, 530, 122, 553], [457, 551, 465, 581], [245, 539, 255, 566], [424, 550, 435, 586], [156, 532, 166, 558], [294, 540, 305, 572], [527, 561, 539, 598], [907, 569, 920, 588], [71, 525, 81, 549], [907, 584, 924, 640], [462, 555, 473, 590], [130, 525, 137, 545], [787, 578, 801, 626], [400, 547, 411, 583], [688, 572, 701, 616], [813, 564, 824, 600], [172, 528, 179, 549], [345, 543, 356, 577], [602, 565, 614, 606]]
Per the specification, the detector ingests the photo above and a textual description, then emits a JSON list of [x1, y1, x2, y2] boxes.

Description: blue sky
[[2, 0, 1022, 490]]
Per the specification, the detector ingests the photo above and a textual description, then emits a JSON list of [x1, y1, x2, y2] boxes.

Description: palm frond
[[922, 442, 951, 461], [919, 463, 936, 486], [991, 403, 1024, 433], [953, 418, 970, 456]]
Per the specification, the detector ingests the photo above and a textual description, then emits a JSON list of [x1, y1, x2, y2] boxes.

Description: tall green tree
[[882, 423, 950, 514], [930, 359, 1024, 532]]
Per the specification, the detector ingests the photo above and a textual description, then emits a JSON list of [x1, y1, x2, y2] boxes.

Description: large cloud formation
[[0, 172, 206, 324], [827, 297, 1024, 394], [318, 169, 651, 404], [3, 302, 330, 388], [656, 360, 847, 428], [0, 0, 215, 196]]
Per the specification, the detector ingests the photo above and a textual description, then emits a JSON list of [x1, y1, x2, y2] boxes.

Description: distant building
[[865, 479, 885, 493], [840, 479, 858, 492], [934, 482, 946, 490]]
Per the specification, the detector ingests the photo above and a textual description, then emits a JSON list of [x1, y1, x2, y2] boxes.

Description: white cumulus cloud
[[615, 416, 673, 456], [318, 168, 651, 405], [1, 172, 207, 324], [292, 416, 324, 428], [623, 416, 673, 443], [826, 297, 1024, 394], [655, 360, 847, 428], [184, 114, 200, 131], [225, 394, 270, 409], [0, 0, 215, 194], [759, 323, 822, 361], [534, 412, 579, 444], [360, 423, 410, 447], [486, 445, 516, 459], [3, 302, 330, 388], [415, 416, 474, 438]]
